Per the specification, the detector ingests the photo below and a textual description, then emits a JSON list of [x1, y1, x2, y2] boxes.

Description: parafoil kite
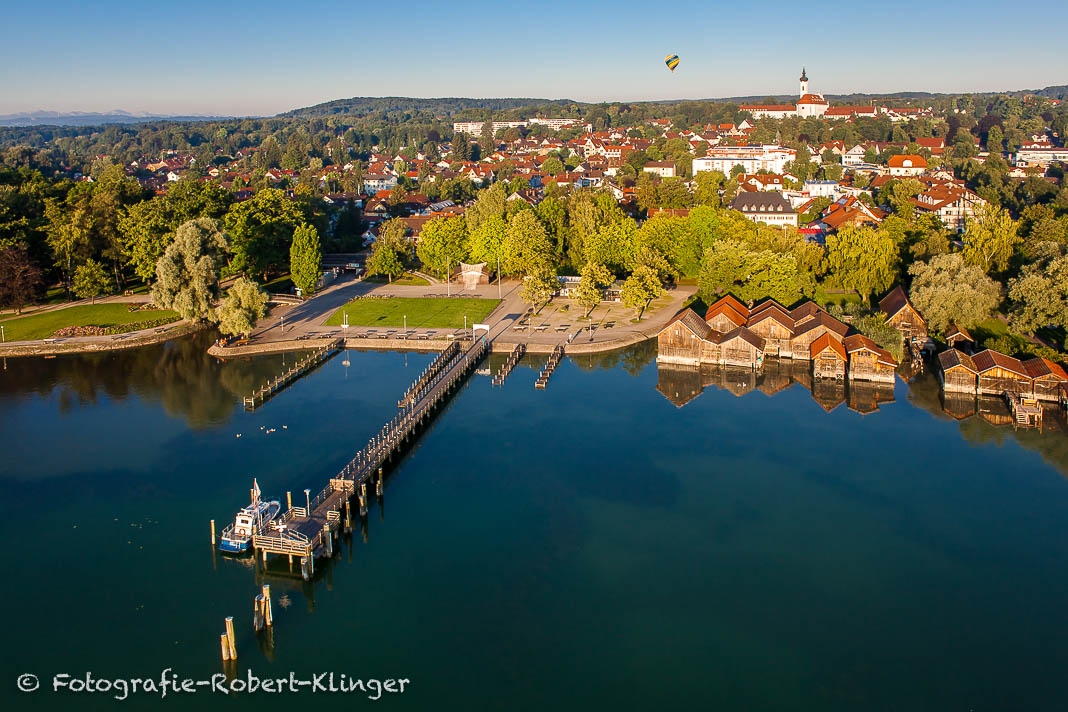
[[665, 54, 680, 72]]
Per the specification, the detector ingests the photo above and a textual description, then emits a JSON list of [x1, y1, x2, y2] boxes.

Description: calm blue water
[[1, 334, 1067, 711]]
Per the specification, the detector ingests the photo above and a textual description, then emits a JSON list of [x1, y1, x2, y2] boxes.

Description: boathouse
[[945, 323, 974, 353], [879, 286, 930, 348], [842, 334, 898, 383], [972, 349, 1032, 396], [811, 333, 847, 380], [747, 302, 796, 358], [937, 348, 978, 394], [1023, 357, 1068, 401]]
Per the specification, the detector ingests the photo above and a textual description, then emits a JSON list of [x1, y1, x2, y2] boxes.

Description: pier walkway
[[251, 335, 489, 579], [243, 338, 343, 410]]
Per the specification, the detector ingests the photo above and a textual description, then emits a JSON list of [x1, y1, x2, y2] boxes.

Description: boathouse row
[[656, 295, 899, 383], [938, 347, 1068, 402]]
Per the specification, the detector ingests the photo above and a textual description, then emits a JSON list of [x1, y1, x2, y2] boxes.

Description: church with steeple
[[739, 67, 828, 119]]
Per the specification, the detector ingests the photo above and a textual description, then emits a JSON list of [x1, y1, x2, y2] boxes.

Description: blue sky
[[1, 0, 1066, 116]]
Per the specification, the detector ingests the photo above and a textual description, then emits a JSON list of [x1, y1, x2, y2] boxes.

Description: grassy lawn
[[363, 273, 430, 286], [0, 304, 178, 342], [814, 287, 862, 308], [325, 297, 500, 329]]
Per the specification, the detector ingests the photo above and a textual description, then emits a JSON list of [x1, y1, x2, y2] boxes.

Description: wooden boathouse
[[656, 295, 897, 383], [938, 347, 1068, 402]]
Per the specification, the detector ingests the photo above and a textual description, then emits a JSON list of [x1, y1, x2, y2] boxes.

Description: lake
[[2, 333, 1067, 710]]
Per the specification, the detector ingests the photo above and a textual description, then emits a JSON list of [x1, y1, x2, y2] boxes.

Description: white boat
[[219, 479, 281, 554]]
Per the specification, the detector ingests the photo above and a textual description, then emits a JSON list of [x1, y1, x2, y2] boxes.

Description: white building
[[693, 145, 796, 176], [729, 192, 799, 228], [1014, 147, 1068, 168], [739, 68, 829, 119], [803, 180, 840, 198], [452, 120, 529, 137], [642, 161, 677, 178], [362, 173, 398, 194]]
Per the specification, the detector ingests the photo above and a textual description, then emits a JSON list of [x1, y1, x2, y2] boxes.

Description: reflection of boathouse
[[657, 295, 898, 383], [655, 359, 895, 414]]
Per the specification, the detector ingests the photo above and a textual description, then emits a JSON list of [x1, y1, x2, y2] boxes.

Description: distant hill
[[278, 96, 575, 119], [0, 110, 232, 127]]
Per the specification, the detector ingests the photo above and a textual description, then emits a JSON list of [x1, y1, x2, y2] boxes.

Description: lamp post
[[403, 315, 407, 333], [446, 257, 450, 297], [304, 489, 311, 513], [1, 324, 4, 343], [497, 254, 501, 299], [280, 316, 284, 334]]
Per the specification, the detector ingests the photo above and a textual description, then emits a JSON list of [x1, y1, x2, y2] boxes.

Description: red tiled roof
[[810, 332, 847, 360], [971, 349, 1029, 378]]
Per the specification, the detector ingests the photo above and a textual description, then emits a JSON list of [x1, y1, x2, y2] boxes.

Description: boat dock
[[535, 345, 564, 389], [243, 338, 343, 410], [250, 336, 489, 579], [1006, 391, 1043, 428], [492, 343, 525, 386]]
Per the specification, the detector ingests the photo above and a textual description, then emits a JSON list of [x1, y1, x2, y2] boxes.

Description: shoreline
[[0, 321, 205, 358]]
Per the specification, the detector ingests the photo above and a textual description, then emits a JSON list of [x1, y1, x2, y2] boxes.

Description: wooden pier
[[243, 339, 343, 410], [251, 336, 489, 579], [492, 343, 525, 386], [535, 345, 564, 389], [1006, 391, 1043, 428], [398, 341, 461, 407]]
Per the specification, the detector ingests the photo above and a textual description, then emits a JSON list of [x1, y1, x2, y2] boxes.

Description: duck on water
[[218, 479, 281, 554]]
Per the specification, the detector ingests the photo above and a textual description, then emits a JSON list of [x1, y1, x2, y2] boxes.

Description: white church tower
[[799, 67, 808, 97]]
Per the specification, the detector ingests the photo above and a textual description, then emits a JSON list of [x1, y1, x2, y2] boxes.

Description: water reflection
[[0, 332, 307, 428], [655, 357, 1068, 477]]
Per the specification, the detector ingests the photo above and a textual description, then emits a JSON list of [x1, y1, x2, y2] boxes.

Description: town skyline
[[2, 0, 1067, 116]]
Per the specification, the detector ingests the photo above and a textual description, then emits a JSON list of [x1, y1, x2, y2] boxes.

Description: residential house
[[729, 192, 799, 228]]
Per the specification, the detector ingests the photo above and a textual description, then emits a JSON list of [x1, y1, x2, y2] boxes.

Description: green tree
[[416, 216, 468, 278], [825, 224, 899, 302], [520, 267, 557, 313], [150, 218, 230, 321], [289, 223, 323, 296], [1008, 249, 1068, 333], [586, 218, 637, 273], [216, 276, 269, 338], [621, 264, 663, 319], [575, 261, 613, 318], [962, 203, 1021, 274], [467, 215, 507, 266], [72, 258, 110, 303], [693, 170, 725, 206], [224, 188, 304, 279], [542, 157, 565, 176], [366, 242, 404, 282], [504, 210, 553, 276], [907, 253, 1001, 332]]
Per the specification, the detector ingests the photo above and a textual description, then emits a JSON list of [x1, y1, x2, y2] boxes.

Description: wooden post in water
[[210, 519, 215, 545], [377, 467, 383, 496], [254, 595, 265, 632], [345, 500, 352, 532], [359, 483, 368, 517], [262, 585, 272, 627], [220, 633, 231, 662], [225, 617, 237, 660], [323, 524, 333, 557], [286, 491, 292, 510]]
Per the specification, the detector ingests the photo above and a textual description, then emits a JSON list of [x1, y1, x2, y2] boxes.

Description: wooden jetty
[[251, 336, 489, 579], [1006, 391, 1043, 428], [535, 345, 564, 389], [398, 341, 461, 407], [492, 343, 525, 386], [243, 339, 343, 410]]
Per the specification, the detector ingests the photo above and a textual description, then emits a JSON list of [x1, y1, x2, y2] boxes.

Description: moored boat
[[219, 479, 281, 554]]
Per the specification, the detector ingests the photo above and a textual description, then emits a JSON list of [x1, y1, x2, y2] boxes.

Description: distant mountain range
[[0, 110, 233, 127]]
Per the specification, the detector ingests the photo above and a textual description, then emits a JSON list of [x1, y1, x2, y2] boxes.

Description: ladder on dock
[[250, 337, 489, 579], [535, 345, 564, 389], [1005, 391, 1043, 428], [243, 339, 343, 410], [492, 343, 525, 386]]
